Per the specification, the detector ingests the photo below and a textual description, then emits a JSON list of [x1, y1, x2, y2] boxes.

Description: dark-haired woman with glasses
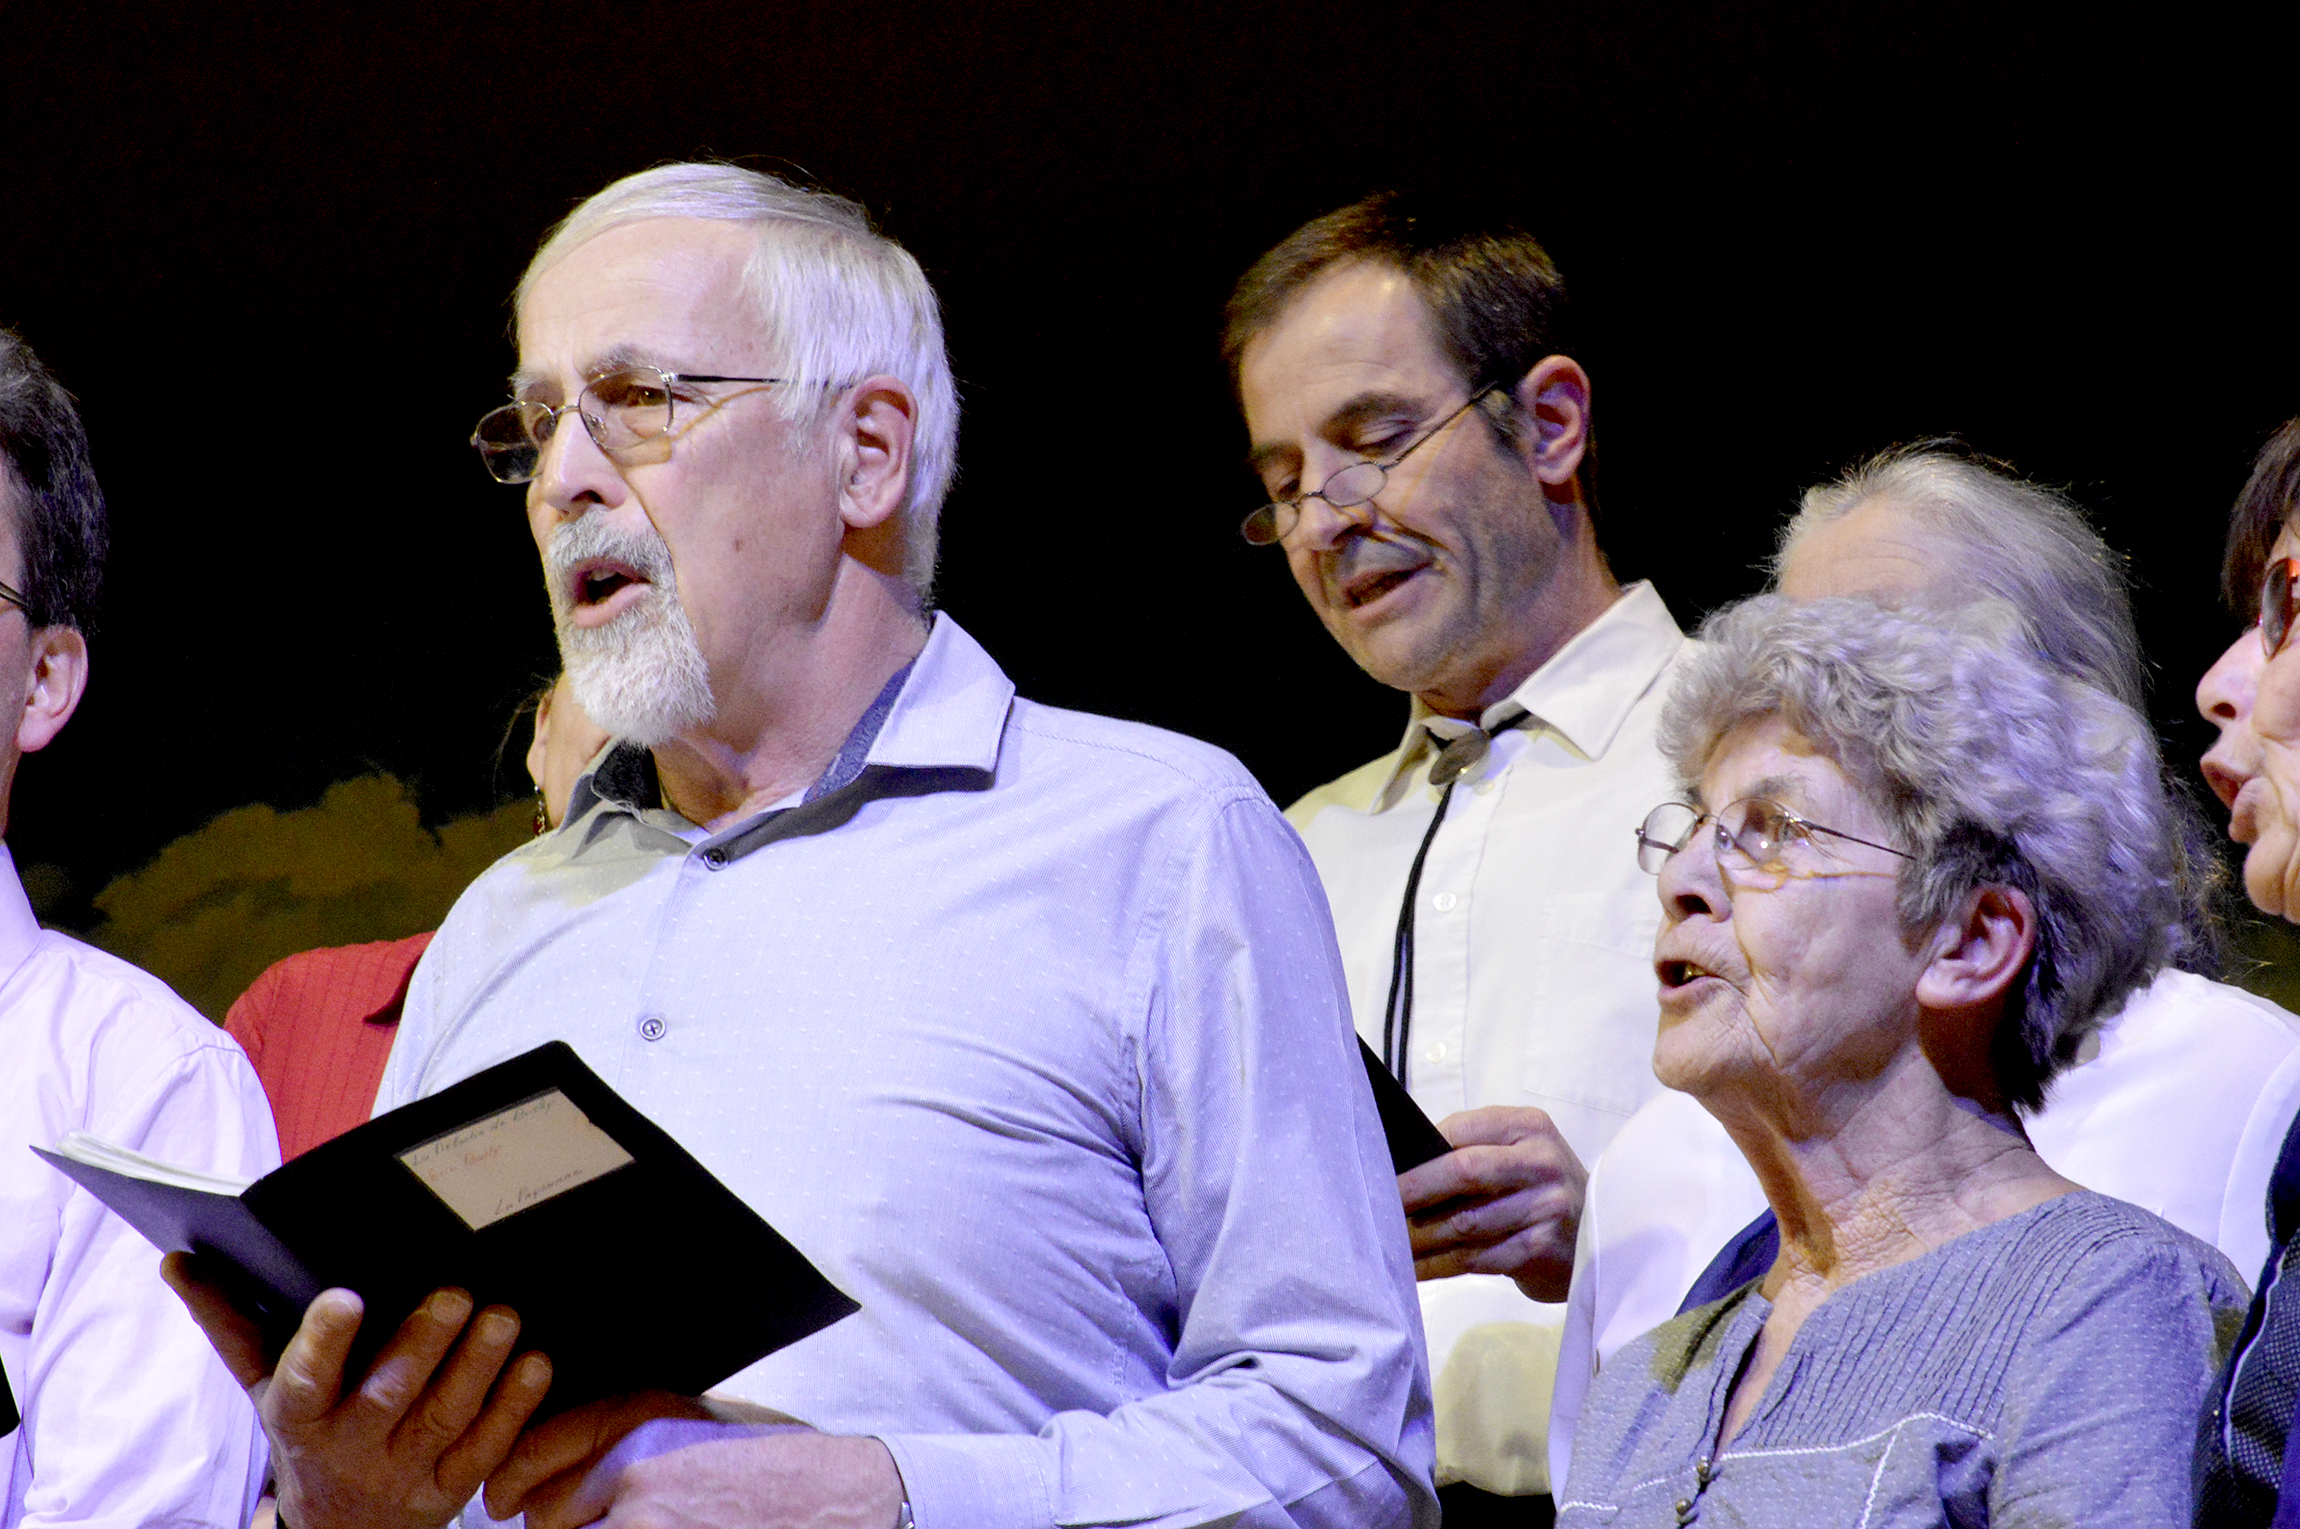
[[2194, 417, 2300, 1525], [1557, 595, 2245, 1526]]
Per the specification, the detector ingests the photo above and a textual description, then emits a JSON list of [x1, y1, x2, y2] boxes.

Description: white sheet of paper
[[396, 1089, 635, 1231]]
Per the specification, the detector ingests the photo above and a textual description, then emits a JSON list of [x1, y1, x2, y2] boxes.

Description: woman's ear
[[15, 624, 88, 756], [1916, 884, 2038, 1014]]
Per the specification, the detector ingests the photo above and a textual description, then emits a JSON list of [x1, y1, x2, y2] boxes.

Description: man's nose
[[532, 411, 626, 524], [1288, 494, 1372, 554]]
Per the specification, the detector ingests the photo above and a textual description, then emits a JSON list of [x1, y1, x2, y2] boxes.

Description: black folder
[[1358, 1038, 1454, 1172], [36, 1041, 857, 1414]]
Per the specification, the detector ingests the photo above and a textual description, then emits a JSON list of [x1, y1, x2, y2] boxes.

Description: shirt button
[[638, 1015, 667, 1041], [1425, 1041, 1449, 1064], [1431, 891, 1457, 912], [702, 848, 728, 869]]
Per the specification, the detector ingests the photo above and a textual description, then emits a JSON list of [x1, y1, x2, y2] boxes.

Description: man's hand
[[1398, 1106, 1588, 1301], [162, 1253, 553, 1529], [510, 1425, 904, 1529]]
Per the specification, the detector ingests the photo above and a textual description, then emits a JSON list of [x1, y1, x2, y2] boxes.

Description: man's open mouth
[[571, 559, 646, 607], [1342, 565, 1421, 610], [563, 557, 654, 627]]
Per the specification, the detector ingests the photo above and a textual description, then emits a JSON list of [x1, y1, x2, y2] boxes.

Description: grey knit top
[[1558, 1191, 2247, 1527]]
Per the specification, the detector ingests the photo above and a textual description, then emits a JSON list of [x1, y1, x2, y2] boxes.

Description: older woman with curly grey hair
[[1558, 594, 2246, 1527]]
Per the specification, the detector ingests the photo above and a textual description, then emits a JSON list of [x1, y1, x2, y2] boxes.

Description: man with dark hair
[[0, 324, 275, 1523], [1225, 194, 1689, 1515]]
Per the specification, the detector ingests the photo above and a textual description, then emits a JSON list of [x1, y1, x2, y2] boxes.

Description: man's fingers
[[1408, 1180, 1577, 1255], [160, 1252, 275, 1388], [1436, 1103, 1560, 1148], [1403, 1108, 1587, 1210], [335, 1286, 474, 1449], [267, 1288, 367, 1431], [437, 1350, 555, 1508], [1400, 1140, 1560, 1206], [1415, 1225, 1575, 1287], [1397, 1152, 1474, 1212], [390, 1303, 520, 1460]]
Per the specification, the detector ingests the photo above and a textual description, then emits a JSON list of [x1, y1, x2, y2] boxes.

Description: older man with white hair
[[1548, 444, 2300, 1487], [170, 165, 1433, 1529]]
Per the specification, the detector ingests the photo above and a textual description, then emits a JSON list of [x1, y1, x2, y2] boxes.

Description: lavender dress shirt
[[383, 614, 1437, 1529]]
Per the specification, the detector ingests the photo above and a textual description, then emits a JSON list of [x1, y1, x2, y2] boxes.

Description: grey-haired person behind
[[1558, 595, 2246, 1526]]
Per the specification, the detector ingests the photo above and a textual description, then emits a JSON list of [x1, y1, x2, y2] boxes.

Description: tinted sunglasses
[[2266, 556, 2300, 660]]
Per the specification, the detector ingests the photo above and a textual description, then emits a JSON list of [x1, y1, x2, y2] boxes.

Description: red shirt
[[223, 933, 433, 1160]]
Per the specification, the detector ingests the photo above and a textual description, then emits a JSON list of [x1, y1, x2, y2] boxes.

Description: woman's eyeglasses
[[1635, 797, 1912, 878], [2262, 556, 2300, 661]]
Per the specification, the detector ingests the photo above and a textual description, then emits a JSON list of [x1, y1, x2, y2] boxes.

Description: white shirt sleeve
[[2, 947, 277, 1529]]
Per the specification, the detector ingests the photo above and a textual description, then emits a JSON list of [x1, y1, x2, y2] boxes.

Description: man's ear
[[836, 375, 918, 535], [15, 625, 87, 756], [1915, 883, 2038, 1014], [1508, 354, 1592, 490]]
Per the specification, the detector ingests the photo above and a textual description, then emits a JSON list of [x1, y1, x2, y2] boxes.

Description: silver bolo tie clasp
[[1427, 708, 1529, 786], [1427, 730, 1493, 787]]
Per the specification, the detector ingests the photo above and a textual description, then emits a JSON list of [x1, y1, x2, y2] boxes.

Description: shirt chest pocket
[[1504, 895, 1664, 1128]]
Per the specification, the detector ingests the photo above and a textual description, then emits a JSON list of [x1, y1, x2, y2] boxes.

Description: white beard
[[545, 514, 716, 747]]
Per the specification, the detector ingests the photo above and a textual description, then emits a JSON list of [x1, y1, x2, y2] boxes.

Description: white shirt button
[[638, 1015, 667, 1041], [1425, 1041, 1449, 1064], [1432, 891, 1458, 912]]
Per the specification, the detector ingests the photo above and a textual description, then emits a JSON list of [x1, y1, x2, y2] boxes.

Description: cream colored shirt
[[1288, 581, 1689, 1494]]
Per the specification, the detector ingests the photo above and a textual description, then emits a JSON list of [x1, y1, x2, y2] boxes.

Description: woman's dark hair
[[2221, 417, 2300, 621]]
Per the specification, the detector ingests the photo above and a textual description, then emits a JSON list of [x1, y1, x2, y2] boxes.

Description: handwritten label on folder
[[396, 1089, 635, 1231]]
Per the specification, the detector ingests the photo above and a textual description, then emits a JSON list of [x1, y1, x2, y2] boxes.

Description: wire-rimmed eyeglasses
[[470, 365, 790, 485], [1635, 797, 1913, 878], [1240, 386, 1499, 547], [0, 579, 26, 617], [2261, 556, 2300, 661]]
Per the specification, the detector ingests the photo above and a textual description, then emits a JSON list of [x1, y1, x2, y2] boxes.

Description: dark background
[[2, 3, 2293, 964]]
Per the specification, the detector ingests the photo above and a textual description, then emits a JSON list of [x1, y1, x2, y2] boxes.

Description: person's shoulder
[[1610, 1280, 1760, 1391], [2130, 967, 2300, 1046], [13, 927, 247, 1068], [238, 931, 434, 1003], [2016, 1190, 2248, 1309], [1005, 696, 1268, 804], [1283, 753, 1398, 829], [228, 932, 435, 1042]]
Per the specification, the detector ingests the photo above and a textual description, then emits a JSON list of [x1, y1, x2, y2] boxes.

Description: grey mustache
[[545, 515, 674, 598], [1328, 544, 1425, 584]]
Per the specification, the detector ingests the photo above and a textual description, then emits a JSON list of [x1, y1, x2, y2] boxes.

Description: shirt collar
[[0, 841, 45, 981], [1374, 581, 1686, 803], [559, 612, 1015, 862]]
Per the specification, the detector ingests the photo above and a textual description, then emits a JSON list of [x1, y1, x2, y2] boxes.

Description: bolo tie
[[1382, 707, 1531, 1086]]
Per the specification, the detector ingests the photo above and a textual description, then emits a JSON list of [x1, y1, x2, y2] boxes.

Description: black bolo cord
[[1380, 710, 1530, 1086]]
